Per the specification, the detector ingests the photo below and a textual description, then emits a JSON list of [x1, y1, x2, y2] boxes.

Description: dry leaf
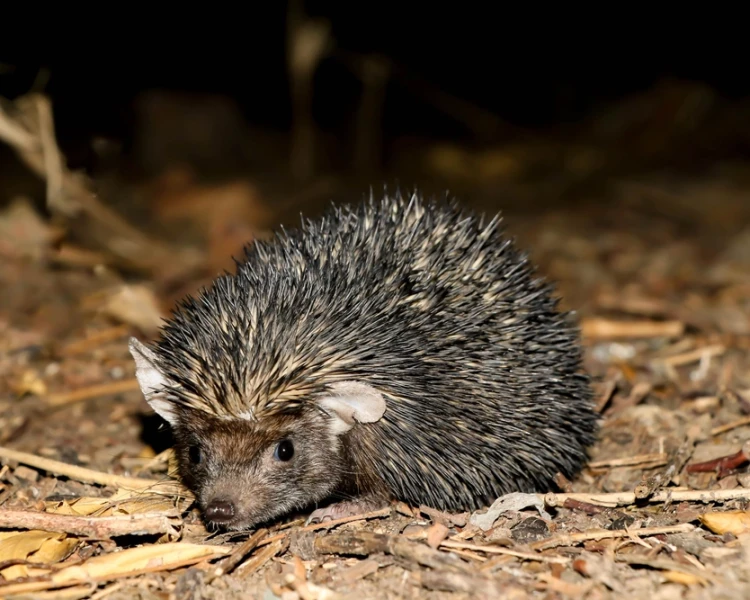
[[662, 570, 707, 586], [0, 543, 230, 596], [11, 370, 48, 397], [0, 530, 78, 580], [0, 197, 62, 260], [45, 491, 177, 518], [699, 511, 750, 535], [82, 284, 165, 335], [53, 542, 228, 582], [426, 523, 450, 549]]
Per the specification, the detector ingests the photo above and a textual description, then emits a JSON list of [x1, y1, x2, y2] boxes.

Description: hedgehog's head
[[129, 338, 386, 531]]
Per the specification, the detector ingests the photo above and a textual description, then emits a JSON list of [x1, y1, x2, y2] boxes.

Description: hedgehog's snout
[[204, 498, 235, 524], [199, 477, 271, 530]]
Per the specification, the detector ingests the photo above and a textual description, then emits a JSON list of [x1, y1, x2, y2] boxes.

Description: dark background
[[2, 12, 748, 164]]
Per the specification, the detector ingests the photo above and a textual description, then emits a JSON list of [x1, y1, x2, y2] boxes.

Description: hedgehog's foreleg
[[305, 494, 388, 524]]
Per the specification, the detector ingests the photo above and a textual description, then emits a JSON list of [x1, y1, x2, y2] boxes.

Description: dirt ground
[[2, 89, 750, 599]]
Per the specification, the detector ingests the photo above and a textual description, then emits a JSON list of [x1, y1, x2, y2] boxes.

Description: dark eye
[[188, 445, 202, 464], [274, 439, 294, 461]]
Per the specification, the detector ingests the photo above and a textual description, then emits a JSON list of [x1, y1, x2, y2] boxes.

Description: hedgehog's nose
[[205, 499, 235, 523]]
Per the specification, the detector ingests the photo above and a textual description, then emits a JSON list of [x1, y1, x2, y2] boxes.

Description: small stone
[[402, 524, 427, 538], [608, 514, 636, 530], [510, 517, 550, 544], [14, 466, 39, 482]]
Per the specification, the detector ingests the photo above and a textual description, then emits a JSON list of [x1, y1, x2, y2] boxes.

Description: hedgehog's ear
[[129, 337, 179, 428], [317, 381, 387, 435]]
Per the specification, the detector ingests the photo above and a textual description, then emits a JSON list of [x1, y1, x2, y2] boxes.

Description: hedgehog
[[129, 190, 598, 530]]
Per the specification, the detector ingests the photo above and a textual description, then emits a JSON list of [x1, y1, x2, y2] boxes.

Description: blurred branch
[[0, 93, 204, 276], [286, 0, 332, 181], [354, 55, 391, 173], [335, 49, 519, 141]]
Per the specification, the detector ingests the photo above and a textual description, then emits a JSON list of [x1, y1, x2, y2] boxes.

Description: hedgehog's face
[[130, 338, 387, 531], [171, 409, 345, 530]]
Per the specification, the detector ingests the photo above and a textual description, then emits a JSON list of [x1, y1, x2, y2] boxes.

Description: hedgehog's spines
[[147, 190, 596, 510]]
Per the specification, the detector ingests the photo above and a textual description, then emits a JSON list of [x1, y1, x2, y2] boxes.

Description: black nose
[[205, 499, 235, 523]]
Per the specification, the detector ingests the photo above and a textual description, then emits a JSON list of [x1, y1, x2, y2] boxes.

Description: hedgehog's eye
[[188, 445, 202, 464], [274, 439, 294, 462]]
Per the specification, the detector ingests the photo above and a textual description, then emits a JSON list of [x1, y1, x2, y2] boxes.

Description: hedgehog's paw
[[305, 497, 387, 525]]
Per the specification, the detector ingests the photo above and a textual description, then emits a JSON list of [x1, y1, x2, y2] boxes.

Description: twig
[[49, 244, 112, 269], [61, 326, 131, 355], [0, 544, 229, 596], [595, 380, 617, 414], [286, 0, 330, 180], [252, 507, 392, 551], [0, 94, 204, 275], [134, 448, 174, 475], [353, 55, 391, 172], [314, 530, 471, 573], [298, 506, 391, 533], [614, 381, 653, 412], [36, 95, 64, 213], [712, 415, 750, 436], [414, 570, 509, 596], [439, 540, 568, 564], [581, 318, 684, 339], [589, 453, 668, 469], [636, 430, 700, 498], [614, 555, 715, 584], [530, 523, 695, 551], [544, 487, 750, 508], [208, 527, 269, 580], [0, 509, 180, 539], [47, 379, 141, 406], [0, 446, 186, 496], [686, 441, 750, 478], [335, 51, 514, 139], [660, 345, 725, 368], [235, 538, 287, 578], [562, 498, 605, 515]]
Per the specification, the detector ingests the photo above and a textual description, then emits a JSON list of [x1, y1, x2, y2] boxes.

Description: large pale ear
[[317, 381, 387, 436], [129, 337, 179, 427]]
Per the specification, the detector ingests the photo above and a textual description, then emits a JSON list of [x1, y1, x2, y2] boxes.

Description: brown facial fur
[[174, 408, 351, 530]]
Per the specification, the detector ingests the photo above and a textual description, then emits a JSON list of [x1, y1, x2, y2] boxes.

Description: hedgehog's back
[[155, 192, 597, 509]]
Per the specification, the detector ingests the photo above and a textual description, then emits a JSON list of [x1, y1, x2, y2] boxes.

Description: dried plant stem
[[531, 523, 695, 551], [439, 540, 568, 564], [589, 453, 668, 469], [712, 415, 750, 436], [256, 507, 392, 550], [235, 539, 287, 578], [47, 379, 141, 406], [661, 345, 725, 367], [544, 487, 750, 508], [209, 528, 269, 580], [0, 446, 184, 496], [581, 318, 684, 339], [61, 326, 131, 355], [0, 509, 180, 538]]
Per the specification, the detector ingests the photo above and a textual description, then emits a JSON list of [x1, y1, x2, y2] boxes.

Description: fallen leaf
[[426, 523, 449, 549], [82, 284, 165, 335], [11, 370, 48, 397], [45, 491, 177, 518], [699, 511, 750, 535], [662, 570, 707, 586], [0, 542, 230, 595], [470, 492, 551, 531], [0, 197, 62, 260], [0, 530, 78, 580]]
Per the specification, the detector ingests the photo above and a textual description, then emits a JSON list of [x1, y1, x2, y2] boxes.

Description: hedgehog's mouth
[[200, 494, 287, 532]]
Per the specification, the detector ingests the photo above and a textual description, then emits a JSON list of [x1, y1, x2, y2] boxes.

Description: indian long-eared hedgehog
[[130, 190, 599, 531]]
